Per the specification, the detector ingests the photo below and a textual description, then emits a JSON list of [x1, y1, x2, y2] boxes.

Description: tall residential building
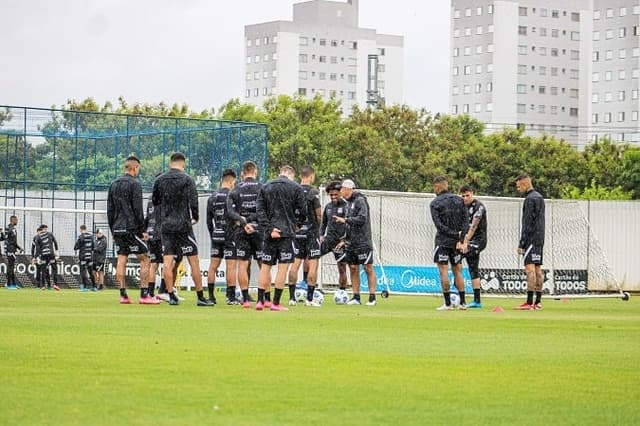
[[450, 0, 640, 148], [244, 0, 403, 114]]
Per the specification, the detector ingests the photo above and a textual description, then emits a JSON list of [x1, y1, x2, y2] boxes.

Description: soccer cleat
[[6, 284, 18, 290], [139, 296, 161, 305], [91, 287, 98, 292], [264, 301, 272, 308], [53, 285, 61, 291], [513, 302, 534, 310], [169, 298, 180, 306], [225, 297, 240, 306], [270, 304, 289, 312], [305, 300, 321, 307], [208, 297, 217, 305], [40, 286, 47, 291], [79, 287, 89, 292], [157, 293, 170, 302], [242, 301, 251, 309], [197, 298, 215, 307], [436, 304, 453, 311], [255, 301, 264, 311], [467, 301, 483, 309], [119, 296, 132, 304], [288, 299, 297, 306], [346, 298, 361, 305], [533, 303, 543, 310], [366, 300, 377, 306], [458, 304, 468, 310]]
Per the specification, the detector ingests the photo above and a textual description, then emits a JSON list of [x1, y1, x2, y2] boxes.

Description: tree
[[620, 146, 640, 199]]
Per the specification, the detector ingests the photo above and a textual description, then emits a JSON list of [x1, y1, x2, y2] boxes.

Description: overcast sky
[[0, 0, 450, 114]]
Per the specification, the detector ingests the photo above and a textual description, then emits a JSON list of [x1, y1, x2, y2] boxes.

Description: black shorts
[[210, 238, 234, 259], [321, 239, 347, 262], [261, 237, 296, 266], [344, 245, 374, 265], [522, 244, 544, 265], [79, 259, 93, 268], [38, 254, 57, 266], [148, 239, 163, 263], [162, 230, 198, 257], [113, 232, 148, 256], [93, 263, 105, 272], [433, 246, 463, 265], [295, 235, 322, 260], [230, 230, 263, 261]]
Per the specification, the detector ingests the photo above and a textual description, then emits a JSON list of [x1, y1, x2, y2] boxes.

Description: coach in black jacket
[[430, 176, 469, 310]]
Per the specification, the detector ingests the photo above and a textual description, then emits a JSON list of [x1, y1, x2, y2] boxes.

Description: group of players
[[105, 153, 379, 311], [429, 173, 546, 311], [3, 155, 545, 312]]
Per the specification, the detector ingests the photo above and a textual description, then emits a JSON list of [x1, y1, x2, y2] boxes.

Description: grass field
[[1, 289, 639, 426]]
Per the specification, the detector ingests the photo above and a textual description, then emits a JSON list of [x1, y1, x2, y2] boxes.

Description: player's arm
[[206, 197, 215, 236], [188, 178, 199, 223], [226, 189, 245, 224], [132, 181, 145, 231], [519, 198, 536, 248], [256, 188, 270, 232], [52, 234, 59, 252], [74, 236, 81, 251], [312, 193, 322, 226], [346, 198, 367, 227], [429, 202, 459, 240], [107, 185, 115, 232], [464, 204, 485, 243], [319, 205, 329, 236], [294, 187, 308, 229]]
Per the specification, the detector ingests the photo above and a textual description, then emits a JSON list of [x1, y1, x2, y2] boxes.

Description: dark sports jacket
[[93, 235, 107, 263], [144, 200, 161, 241], [320, 198, 348, 245], [227, 177, 262, 232], [74, 232, 94, 261], [295, 184, 321, 238], [2, 223, 22, 253], [467, 199, 488, 250], [31, 231, 59, 258], [152, 168, 199, 234], [207, 187, 232, 242], [344, 191, 373, 248], [256, 175, 306, 238], [430, 191, 469, 249], [519, 189, 545, 248], [107, 174, 145, 236]]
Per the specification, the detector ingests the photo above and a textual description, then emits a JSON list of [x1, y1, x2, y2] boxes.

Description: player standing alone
[[459, 185, 487, 308], [514, 173, 546, 310], [430, 176, 469, 310], [1, 215, 24, 289], [93, 229, 107, 290]]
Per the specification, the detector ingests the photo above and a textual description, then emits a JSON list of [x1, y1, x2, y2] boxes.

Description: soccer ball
[[450, 293, 460, 308], [295, 288, 307, 303], [334, 289, 349, 305], [313, 290, 325, 305]]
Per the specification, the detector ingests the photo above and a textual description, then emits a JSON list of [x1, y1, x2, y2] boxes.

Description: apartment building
[[244, 0, 403, 114]]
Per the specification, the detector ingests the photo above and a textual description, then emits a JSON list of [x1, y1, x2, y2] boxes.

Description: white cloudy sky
[[0, 0, 450, 114]]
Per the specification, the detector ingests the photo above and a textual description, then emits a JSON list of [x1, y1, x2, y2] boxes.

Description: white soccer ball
[[334, 289, 349, 305], [295, 288, 307, 302], [313, 290, 325, 305], [450, 293, 460, 308]]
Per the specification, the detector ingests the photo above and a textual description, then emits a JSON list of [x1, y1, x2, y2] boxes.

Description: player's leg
[[7, 254, 17, 287], [207, 256, 222, 304], [466, 250, 482, 308], [337, 261, 348, 289], [434, 246, 452, 310], [363, 263, 377, 306], [257, 262, 273, 310], [346, 247, 362, 305], [187, 254, 212, 306], [451, 261, 467, 308], [534, 264, 544, 309], [304, 258, 319, 305], [288, 256, 303, 305]]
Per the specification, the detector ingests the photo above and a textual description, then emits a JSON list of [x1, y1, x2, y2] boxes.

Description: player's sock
[[526, 291, 534, 305], [369, 293, 376, 302], [307, 285, 316, 301], [535, 291, 542, 304], [119, 288, 127, 298], [140, 287, 148, 298], [353, 293, 361, 301], [303, 271, 308, 282], [459, 291, 466, 305], [148, 283, 155, 297], [169, 290, 179, 302], [265, 291, 271, 302], [273, 288, 283, 305], [207, 282, 215, 299], [242, 289, 249, 302], [228, 285, 236, 300], [443, 292, 451, 306], [159, 279, 166, 294], [473, 288, 481, 303], [288, 284, 296, 300], [257, 288, 265, 303]]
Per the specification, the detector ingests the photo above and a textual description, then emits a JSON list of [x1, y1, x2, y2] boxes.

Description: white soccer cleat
[[366, 300, 377, 306], [436, 304, 453, 311], [288, 299, 298, 306], [346, 298, 361, 305]]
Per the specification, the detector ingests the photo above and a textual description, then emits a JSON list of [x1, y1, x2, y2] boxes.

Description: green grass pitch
[[1, 290, 638, 425]]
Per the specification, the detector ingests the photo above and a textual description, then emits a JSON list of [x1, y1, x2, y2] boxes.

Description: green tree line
[[1, 97, 638, 199]]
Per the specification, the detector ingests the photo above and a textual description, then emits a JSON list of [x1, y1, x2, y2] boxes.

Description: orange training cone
[[492, 306, 505, 313]]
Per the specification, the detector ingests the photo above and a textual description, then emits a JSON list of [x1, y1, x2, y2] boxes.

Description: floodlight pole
[[366, 54, 384, 109]]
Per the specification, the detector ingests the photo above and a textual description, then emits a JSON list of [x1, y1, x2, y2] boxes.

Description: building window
[[539, 66, 547, 75], [263, 70, 268, 79], [254, 55, 260, 63], [330, 56, 338, 64], [605, 50, 613, 60], [570, 88, 578, 98], [319, 72, 326, 80], [570, 69, 579, 79], [518, 64, 527, 74], [378, 48, 385, 56], [255, 38, 261, 47], [570, 108, 578, 117], [245, 89, 251, 98], [592, 113, 598, 123], [592, 93, 599, 103], [272, 70, 277, 77], [517, 103, 526, 113], [572, 12, 580, 21], [476, 45, 483, 54], [464, 65, 471, 75], [254, 88, 259, 97], [263, 37, 269, 45], [263, 53, 269, 62], [465, 27, 472, 36], [517, 84, 527, 94], [475, 64, 483, 74], [488, 25, 494, 33], [454, 9, 460, 19], [605, 29, 614, 39], [519, 7, 528, 16], [540, 8, 548, 17], [452, 86, 459, 95], [632, 111, 638, 121], [605, 71, 612, 81], [551, 67, 558, 76], [298, 88, 307, 96], [620, 27, 627, 38], [619, 70, 627, 80], [633, 89, 639, 99], [619, 91, 626, 101], [519, 26, 527, 35], [319, 55, 326, 63], [551, 87, 558, 95], [550, 106, 557, 115], [454, 28, 460, 38], [593, 31, 600, 41], [272, 35, 278, 43], [475, 83, 482, 93], [299, 71, 307, 80], [330, 73, 337, 81], [633, 69, 640, 79], [487, 44, 494, 53], [476, 6, 482, 16], [246, 56, 251, 64], [593, 51, 600, 62], [552, 29, 559, 38], [453, 47, 459, 57], [486, 103, 493, 112], [618, 112, 625, 122], [539, 47, 547, 56], [319, 39, 326, 46], [635, 5, 640, 15], [539, 86, 547, 94], [247, 39, 252, 47], [349, 41, 357, 49], [539, 105, 546, 113], [452, 105, 458, 114], [594, 10, 601, 19], [464, 46, 471, 56], [604, 113, 611, 123], [488, 5, 493, 14], [475, 103, 482, 113], [348, 74, 356, 84], [605, 92, 613, 102], [518, 45, 527, 55], [262, 87, 268, 95], [552, 10, 559, 18], [254, 71, 260, 80], [452, 66, 459, 76], [299, 54, 308, 63], [606, 8, 614, 18], [487, 63, 493, 73], [476, 26, 483, 35], [463, 85, 470, 94], [246, 72, 251, 81], [550, 48, 558, 57], [462, 104, 469, 113], [619, 49, 627, 59], [347, 91, 356, 100]]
